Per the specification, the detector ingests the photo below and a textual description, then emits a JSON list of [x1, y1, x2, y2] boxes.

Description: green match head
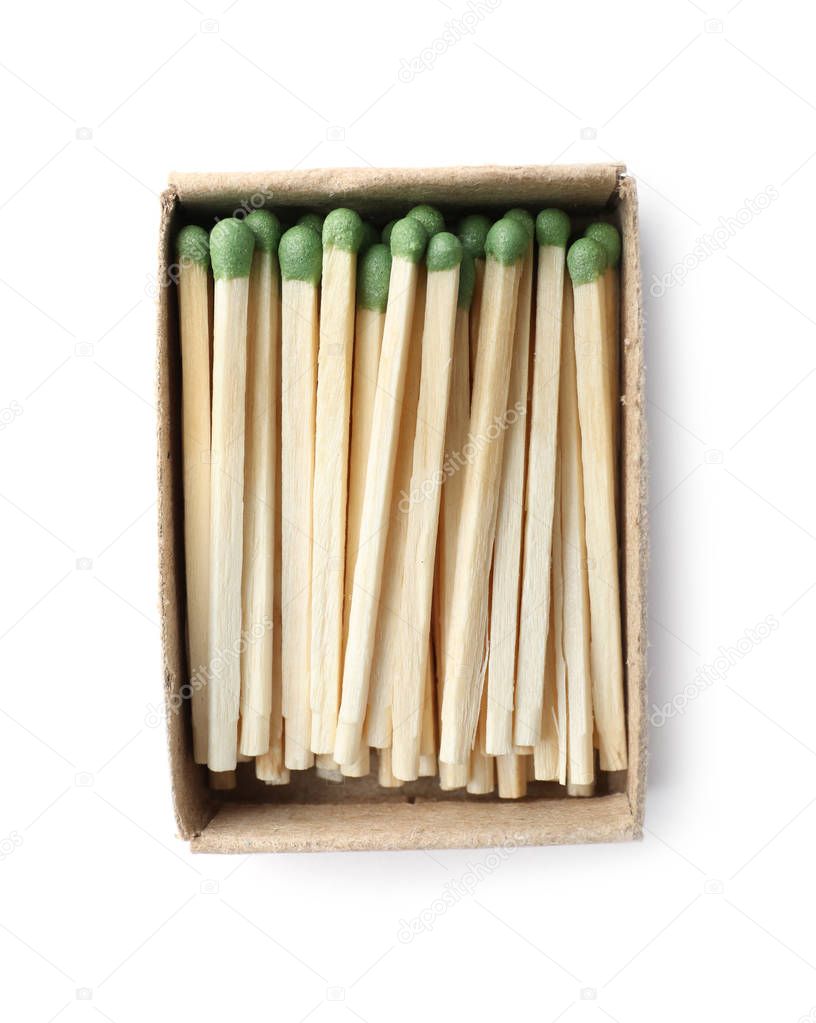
[[359, 220, 380, 255], [209, 218, 255, 280], [584, 222, 621, 268], [457, 214, 490, 260], [407, 204, 445, 238], [484, 218, 528, 266], [426, 231, 463, 273], [244, 210, 283, 255], [381, 220, 396, 245], [567, 237, 607, 286], [357, 243, 392, 312], [176, 225, 210, 268], [278, 225, 323, 284], [504, 208, 535, 241], [536, 209, 571, 249], [457, 253, 475, 309], [297, 212, 324, 236], [323, 208, 364, 253], [390, 217, 428, 263]]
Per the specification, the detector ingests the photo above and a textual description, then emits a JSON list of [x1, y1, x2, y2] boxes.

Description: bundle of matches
[[174, 201, 627, 798]]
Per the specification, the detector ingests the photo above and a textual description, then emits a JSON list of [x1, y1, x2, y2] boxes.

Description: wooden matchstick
[[515, 210, 571, 747], [176, 226, 211, 765], [377, 747, 405, 788], [297, 212, 324, 235], [558, 280, 595, 793], [341, 745, 371, 779], [334, 218, 429, 765], [310, 209, 364, 754], [391, 232, 462, 780], [433, 253, 474, 765], [366, 206, 443, 755], [467, 673, 495, 794], [407, 204, 445, 238], [381, 220, 396, 245], [256, 241, 288, 787], [458, 214, 490, 383], [340, 243, 392, 772], [206, 218, 255, 772], [585, 222, 622, 448], [567, 237, 627, 771], [496, 752, 527, 799], [418, 638, 437, 777], [439, 218, 528, 765], [534, 455, 566, 783], [366, 269, 426, 751], [238, 211, 282, 756], [439, 763, 468, 790], [256, 341, 287, 780], [359, 220, 380, 255], [315, 753, 344, 783], [485, 208, 534, 755], [279, 225, 323, 771]]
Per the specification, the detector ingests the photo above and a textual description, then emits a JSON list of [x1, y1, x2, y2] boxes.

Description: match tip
[[390, 217, 428, 263], [584, 221, 621, 268], [357, 243, 392, 311], [407, 203, 445, 238], [359, 220, 380, 255], [536, 208, 571, 249], [175, 225, 210, 268], [457, 252, 475, 309], [457, 213, 491, 259], [505, 207, 535, 241], [244, 209, 283, 254], [297, 212, 324, 236], [209, 218, 255, 279], [381, 219, 396, 245], [426, 231, 463, 273], [323, 208, 364, 253], [567, 237, 606, 285], [485, 217, 528, 266], [278, 225, 323, 284]]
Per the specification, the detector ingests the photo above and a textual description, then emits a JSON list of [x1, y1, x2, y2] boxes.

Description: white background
[[1, 0, 814, 1019]]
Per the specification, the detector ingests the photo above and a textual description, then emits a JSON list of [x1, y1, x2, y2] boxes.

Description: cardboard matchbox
[[157, 164, 647, 854]]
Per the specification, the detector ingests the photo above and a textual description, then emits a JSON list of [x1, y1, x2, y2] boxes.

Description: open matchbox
[[157, 163, 647, 854]]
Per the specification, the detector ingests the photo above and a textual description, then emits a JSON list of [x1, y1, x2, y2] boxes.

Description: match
[[335, 217, 428, 766], [391, 231, 462, 781], [176, 225, 211, 765], [585, 222, 622, 448], [207, 217, 255, 772], [239, 210, 282, 757], [279, 224, 322, 771], [486, 208, 534, 756], [457, 213, 490, 381], [439, 217, 528, 766], [310, 209, 363, 754], [341, 242, 392, 771], [558, 281, 595, 794], [515, 209, 570, 748], [567, 237, 627, 772]]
